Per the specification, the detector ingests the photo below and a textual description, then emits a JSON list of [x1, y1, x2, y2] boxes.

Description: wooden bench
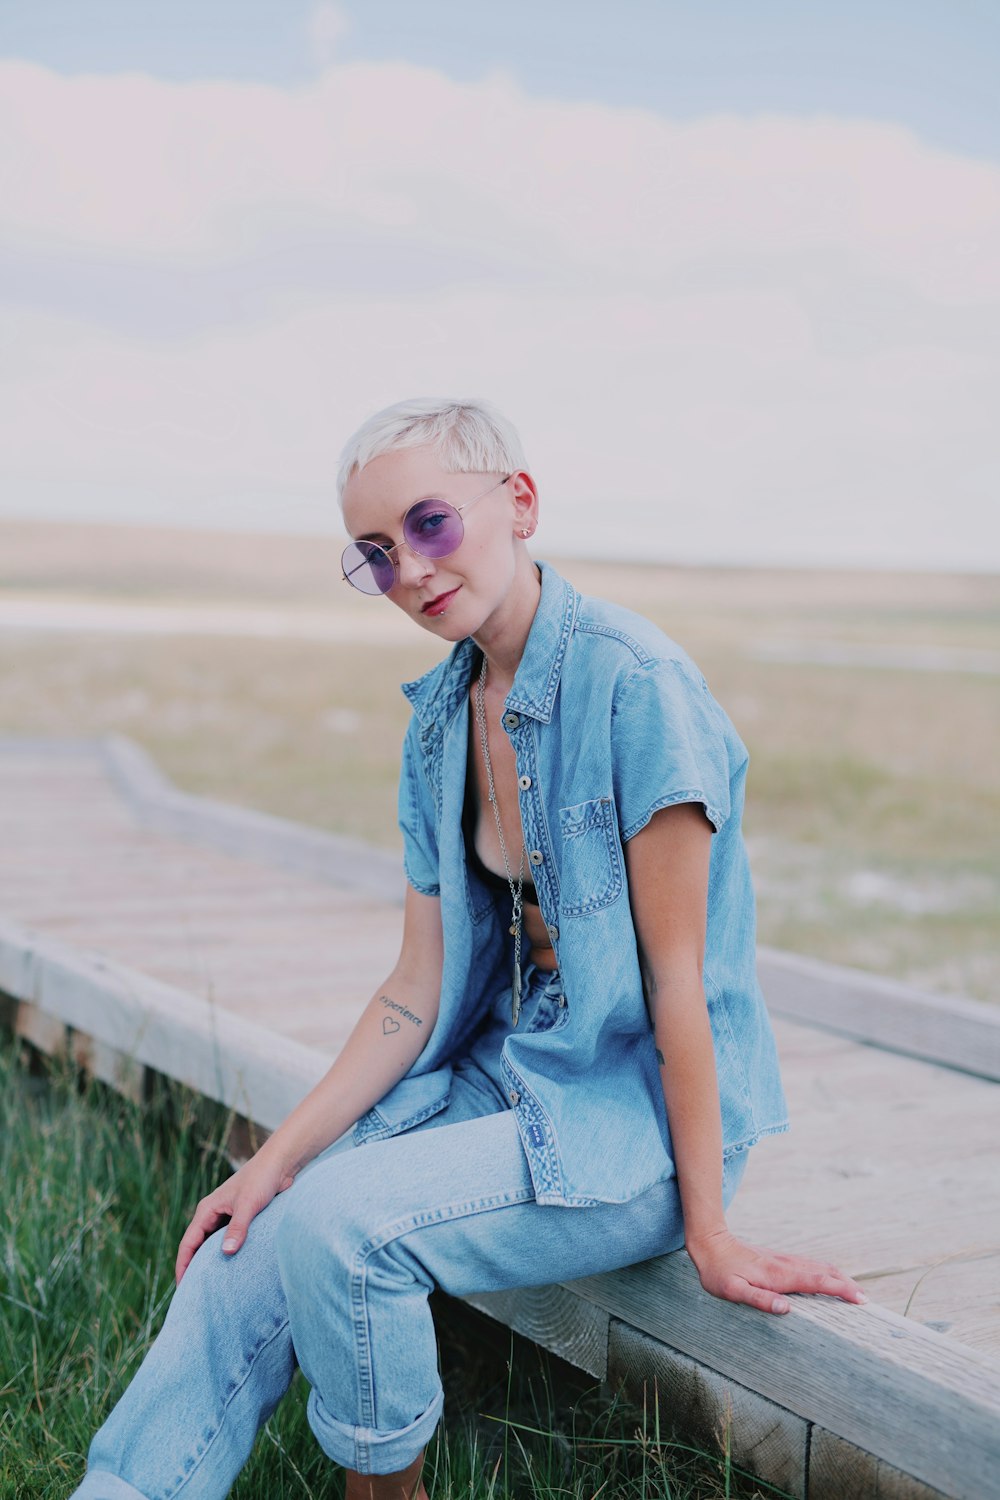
[[2, 733, 999, 1500]]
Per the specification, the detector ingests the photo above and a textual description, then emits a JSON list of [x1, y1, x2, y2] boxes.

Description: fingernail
[[223, 1237, 238, 1253], [857, 1292, 868, 1304]]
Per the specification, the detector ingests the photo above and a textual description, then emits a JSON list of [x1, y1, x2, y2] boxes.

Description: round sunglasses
[[341, 474, 512, 595]]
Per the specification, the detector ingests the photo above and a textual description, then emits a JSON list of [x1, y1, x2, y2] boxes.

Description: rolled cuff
[[306, 1385, 443, 1475], [71, 1472, 152, 1500]]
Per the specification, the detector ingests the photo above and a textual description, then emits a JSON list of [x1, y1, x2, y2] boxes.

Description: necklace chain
[[475, 651, 525, 1025]]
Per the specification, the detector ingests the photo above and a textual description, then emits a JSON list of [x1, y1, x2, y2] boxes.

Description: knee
[[274, 1169, 358, 1296], [178, 1190, 288, 1318]]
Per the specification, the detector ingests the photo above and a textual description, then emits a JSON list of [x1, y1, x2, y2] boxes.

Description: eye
[[413, 507, 449, 537]]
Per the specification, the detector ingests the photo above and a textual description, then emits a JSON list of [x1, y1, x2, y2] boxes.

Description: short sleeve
[[397, 716, 441, 896], [611, 658, 734, 841]]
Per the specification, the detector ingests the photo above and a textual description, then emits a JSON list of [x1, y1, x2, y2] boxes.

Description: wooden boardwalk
[[2, 735, 999, 1500]]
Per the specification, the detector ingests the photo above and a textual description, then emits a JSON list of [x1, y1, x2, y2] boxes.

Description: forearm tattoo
[[379, 994, 424, 1035]]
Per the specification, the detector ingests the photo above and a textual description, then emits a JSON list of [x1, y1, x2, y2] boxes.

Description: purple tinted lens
[[403, 498, 464, 559], [342, 541, 395, 595]]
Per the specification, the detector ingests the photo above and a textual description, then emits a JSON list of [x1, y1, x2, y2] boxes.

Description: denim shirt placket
[[415, 657, 571, 1199], [489, 706, 571, 1200]]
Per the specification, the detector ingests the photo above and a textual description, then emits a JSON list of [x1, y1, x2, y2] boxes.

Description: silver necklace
[[475, 651, 526, 1026]]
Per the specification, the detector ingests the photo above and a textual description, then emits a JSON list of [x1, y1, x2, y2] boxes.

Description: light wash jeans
[[73, 964, 748, 1497]]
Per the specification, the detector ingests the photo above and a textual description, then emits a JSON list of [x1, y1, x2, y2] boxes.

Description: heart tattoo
[[382, 1016, 401, 1034]]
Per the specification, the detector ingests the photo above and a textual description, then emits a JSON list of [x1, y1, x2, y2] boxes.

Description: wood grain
[[3, 734, 1000, 1500], [607, 1320, 808, 1497], [462, 1284, 609, 1380], [808, 1430, 951, 1500], [759, 946, 1000, 1082], [567, 1255, 1000, 1500]]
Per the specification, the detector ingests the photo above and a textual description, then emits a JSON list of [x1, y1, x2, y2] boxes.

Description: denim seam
[[353, 1093, 451, 1145], [528, 720, 560, 921], [165, 1312, 291, 1499], [620, 787, 727, 842], [704, 969, 756, 1120], [573, 618, 651, 665], [501, 1062, 565, 1199], [349, 1188, 536, 1433], [558, 794, 625, 916]]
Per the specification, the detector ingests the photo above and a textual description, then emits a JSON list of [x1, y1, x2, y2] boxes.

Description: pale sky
[[2, 2, 998, 569]]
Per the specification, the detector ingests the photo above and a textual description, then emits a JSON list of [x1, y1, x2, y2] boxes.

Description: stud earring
[[520, 527, 532, 538]]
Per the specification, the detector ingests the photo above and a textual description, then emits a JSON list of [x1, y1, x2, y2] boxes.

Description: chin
[[418, 612, 471, 641]]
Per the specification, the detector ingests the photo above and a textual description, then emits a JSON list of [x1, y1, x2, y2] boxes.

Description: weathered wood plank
[[0, 916, 332, 1132], [101, 735, 405, 903], [68, 1028, 146, 1103], [566, 1254, 1000, 1500], [463, 1284, 610, 1380], [11, 996, 68, 1056], [606, 1320, 808, 1499], [759, 946, 1000, 1082], [727, 1019, 1000, 1352], [4, 734, 1000, 1500], [809, 1429, 951, 1500]]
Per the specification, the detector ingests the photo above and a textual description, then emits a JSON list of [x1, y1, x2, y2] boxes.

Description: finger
[[723, 1277, 791, 1316], [790, 1267, 867, 1302], [221, 1201, 260, 1255], [763, 1264, 868, 1304], [174, 1198, 229, 1283], [175, 1227, 205, 1285], [222, 1220, 247, 1255]]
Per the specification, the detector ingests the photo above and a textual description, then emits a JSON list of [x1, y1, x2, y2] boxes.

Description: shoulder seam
[[611, 654, 704, 715], [573, 618, 653, 666]]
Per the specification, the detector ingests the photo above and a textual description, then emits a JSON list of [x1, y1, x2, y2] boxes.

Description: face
[[341, 444, 535, 641]]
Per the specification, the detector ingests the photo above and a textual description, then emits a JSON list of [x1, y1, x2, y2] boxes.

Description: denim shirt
[[353, 559, 789, 1206]]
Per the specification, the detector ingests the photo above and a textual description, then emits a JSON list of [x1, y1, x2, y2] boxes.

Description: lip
[[421, 587, 460, 616]]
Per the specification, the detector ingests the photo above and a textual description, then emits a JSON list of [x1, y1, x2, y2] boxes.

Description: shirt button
[[547, 923, 559, 941], [503, 712, 520, 730], [518, 774, 532, 789], [528, 849, 544, 866], [508, 1088, 520, 1106]]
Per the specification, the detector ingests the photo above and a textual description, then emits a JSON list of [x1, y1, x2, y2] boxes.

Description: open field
[[2, 519, 998, 1003]]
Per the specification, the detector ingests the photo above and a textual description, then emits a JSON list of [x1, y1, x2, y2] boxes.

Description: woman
[[74, 397, 864, 1500]]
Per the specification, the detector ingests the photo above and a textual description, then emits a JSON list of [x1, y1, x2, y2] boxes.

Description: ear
[[507, 470, 539, 538]]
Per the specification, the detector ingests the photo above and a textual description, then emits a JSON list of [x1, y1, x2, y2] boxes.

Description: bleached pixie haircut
[[335, 397, 528, 509]]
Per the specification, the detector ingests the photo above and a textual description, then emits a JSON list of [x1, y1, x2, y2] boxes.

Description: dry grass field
[[2, 518, 998, 1004]]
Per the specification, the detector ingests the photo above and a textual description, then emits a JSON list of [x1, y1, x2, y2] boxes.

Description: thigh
[[279, 1106, 749, 1299]]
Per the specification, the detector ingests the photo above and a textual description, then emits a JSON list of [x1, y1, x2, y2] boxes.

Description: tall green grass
[[0, 1031, 782, 1499]]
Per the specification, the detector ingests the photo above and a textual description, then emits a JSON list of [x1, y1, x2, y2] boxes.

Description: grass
[[1, 518, 998, 1001], [0, 1031, 783, 1500]]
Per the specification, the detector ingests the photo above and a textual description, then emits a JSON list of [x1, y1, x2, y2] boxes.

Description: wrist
[[683, 1221, 730, 1264], [257, 1130, 306, 1182]]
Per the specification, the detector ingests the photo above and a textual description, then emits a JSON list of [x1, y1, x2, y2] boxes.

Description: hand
[[686, 1229, 867, 1316], [175, 1148, 297, 1285]]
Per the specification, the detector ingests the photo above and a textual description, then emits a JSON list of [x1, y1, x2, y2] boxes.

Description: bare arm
[[175, 884, 444, 1281], [625, 803, 865, 1314]]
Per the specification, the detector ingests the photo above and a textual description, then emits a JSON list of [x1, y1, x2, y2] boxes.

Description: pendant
[[511, 952, 522, 1027]]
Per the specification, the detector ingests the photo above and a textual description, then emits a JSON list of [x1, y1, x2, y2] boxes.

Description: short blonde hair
[[336, 397, 527, 507]]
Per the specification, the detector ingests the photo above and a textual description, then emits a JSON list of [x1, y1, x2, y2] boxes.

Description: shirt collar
[[401, 559, 578, 731]]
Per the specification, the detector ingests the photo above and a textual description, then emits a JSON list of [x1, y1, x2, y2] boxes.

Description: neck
[[473, 559, 542, 692]]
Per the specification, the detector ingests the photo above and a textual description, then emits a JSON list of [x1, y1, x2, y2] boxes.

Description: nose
[[394, 541, 435, 589]]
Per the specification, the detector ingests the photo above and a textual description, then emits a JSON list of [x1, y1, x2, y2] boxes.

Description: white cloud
[[306, 4, 352, 67], [1, 58, 998, 566]]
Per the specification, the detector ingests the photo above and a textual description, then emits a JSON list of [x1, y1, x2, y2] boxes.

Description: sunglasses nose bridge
[[393, 536, 436, 587]]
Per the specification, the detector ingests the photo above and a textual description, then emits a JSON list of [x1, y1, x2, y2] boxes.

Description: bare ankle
[[343, 1450, 426, 1500]]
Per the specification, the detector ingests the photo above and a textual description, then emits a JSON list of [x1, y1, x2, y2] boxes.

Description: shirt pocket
[[557, 795, 625, 916]]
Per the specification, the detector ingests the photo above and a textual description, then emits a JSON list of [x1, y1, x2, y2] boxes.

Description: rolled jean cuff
[[306, 1386, 443, 1475], [72, 1472, 152, 1500]]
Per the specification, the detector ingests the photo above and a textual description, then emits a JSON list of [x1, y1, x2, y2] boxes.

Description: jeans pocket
[[558, 795, 624, 916], [522, 990, 563, 1034]]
